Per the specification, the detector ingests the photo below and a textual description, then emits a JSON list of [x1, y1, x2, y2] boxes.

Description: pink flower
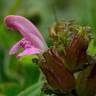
[[4, 15, 48, 57]]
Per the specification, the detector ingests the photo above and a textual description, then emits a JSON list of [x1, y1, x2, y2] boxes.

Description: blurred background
[[0, 0, 96, 96]]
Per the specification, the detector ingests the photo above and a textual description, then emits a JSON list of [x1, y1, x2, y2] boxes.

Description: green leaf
[[88, 40, 96, 55], [19, 55, 39, 65], [0, 83, 20, 96], [17, 78, 44, 96]]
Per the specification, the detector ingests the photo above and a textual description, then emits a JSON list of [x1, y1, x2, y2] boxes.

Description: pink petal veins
[[5, 15, 48, 51], [4, 15, 48, 50]]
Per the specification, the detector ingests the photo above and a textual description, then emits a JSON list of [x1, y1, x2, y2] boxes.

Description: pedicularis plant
[[4, 15, 96, 96]]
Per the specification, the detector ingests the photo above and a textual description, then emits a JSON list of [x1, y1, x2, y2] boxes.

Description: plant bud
[[39, 48, 75, 93], [50, 21, 92, 71]]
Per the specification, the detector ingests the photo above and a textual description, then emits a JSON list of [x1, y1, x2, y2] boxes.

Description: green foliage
[[17, 78, 44, 96]]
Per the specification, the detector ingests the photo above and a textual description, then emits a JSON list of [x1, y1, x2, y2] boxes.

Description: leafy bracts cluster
[[41, 21, 95, 96], [4, 15, 96, 96], [49, 21, 91, 72]]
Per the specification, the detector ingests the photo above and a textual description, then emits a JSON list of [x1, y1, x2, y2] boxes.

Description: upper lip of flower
[[4, 15, 48, 57]]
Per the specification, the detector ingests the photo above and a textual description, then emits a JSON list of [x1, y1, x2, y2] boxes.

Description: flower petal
[[4, 15, 48, 50], [9, 41, 21, 55], [17, 47, 42, 57]]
